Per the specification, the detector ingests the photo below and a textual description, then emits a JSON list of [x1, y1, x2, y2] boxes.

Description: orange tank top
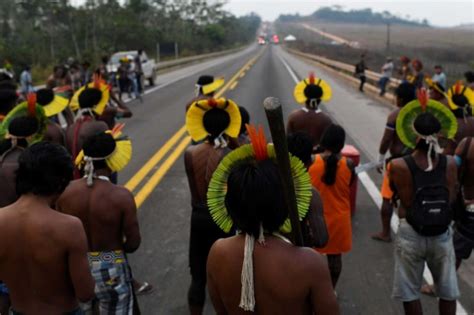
[[309, 155, 353, 254]]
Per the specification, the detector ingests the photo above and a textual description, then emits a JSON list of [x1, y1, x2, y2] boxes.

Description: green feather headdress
[[207, 125, 312, 233], [0, 93, 48, 143], [396, 88, 458, 149]]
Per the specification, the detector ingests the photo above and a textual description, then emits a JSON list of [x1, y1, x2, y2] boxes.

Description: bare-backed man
[[57, 131, 141, 314], [0, 142, 94, 315]]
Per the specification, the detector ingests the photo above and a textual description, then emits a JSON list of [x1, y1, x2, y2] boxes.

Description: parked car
[[107, 51, 157, 86]]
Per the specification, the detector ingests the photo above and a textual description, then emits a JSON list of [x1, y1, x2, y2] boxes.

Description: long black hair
[[320, 124, 346, 185]]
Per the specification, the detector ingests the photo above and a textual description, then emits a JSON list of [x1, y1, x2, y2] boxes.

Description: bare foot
[[370, 232, 392, 242], [421, 284, 436, 297]]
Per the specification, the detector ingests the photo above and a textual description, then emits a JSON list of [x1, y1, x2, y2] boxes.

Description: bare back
[[456, 138, 474, 199], [44, 121, 65, 146], [184, 143, 228, 208], [379, 109, 407, 157], [207, 236, 339, 315], [287, 109, 333, 149], [57, 178, 140, 252], [0, 199, 93, 314], [444, 117, 474, 155], [65, 118, 108, 157]]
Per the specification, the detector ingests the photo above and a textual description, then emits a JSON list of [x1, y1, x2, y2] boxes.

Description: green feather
[[0, 102, 48, 143]]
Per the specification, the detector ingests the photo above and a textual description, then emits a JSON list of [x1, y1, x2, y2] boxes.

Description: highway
[[112, 44, 474, 314]]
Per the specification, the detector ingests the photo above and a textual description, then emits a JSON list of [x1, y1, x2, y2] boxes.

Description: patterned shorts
[[82, 251, 133, 315]]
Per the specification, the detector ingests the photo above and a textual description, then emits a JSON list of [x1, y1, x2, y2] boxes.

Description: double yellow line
[[125, 48, 265, 208]]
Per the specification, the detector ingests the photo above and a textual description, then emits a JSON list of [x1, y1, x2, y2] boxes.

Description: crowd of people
[[0, 48, 473, 315]]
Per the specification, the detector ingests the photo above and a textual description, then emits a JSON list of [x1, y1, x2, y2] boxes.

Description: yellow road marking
[[134, 136, 191, 208], [239, 72, 246, 78], [229, 81, 238, 90], [128, 47, 267, 208], [125, 125, 187, 191]]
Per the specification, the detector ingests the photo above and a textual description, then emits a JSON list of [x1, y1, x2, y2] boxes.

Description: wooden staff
[[263, 97, 304, 246]]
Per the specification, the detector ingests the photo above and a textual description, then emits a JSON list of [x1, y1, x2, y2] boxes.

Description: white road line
[[278, 51, 469, 315]]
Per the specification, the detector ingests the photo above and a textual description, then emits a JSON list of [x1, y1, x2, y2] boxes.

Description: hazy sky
[[223, 0, 474, 27], [70, 0, 473, 27]]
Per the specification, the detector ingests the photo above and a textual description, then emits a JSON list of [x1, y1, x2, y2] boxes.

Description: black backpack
[[404, 155, 452, 236]]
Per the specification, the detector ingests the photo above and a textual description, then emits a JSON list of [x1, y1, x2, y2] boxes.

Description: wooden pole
[[263, 97, 304, 246]]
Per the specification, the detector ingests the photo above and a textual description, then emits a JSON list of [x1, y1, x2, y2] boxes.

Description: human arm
[[110, 90, 133, 118], [121, 189, 141, 253], [309, 251, 340, 315], [207, 240, 228, 315], [67, 218, 95, 302], [377, 114, 396, 172], [446, 156, 459, 205]]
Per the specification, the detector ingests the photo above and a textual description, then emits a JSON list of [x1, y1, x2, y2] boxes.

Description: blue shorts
[[392, 219, 459, 302]]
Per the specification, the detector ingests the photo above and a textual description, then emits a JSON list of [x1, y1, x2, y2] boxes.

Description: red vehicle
[[272, 34, 280, 45]]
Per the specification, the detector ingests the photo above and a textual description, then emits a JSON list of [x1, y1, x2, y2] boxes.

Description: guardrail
[[286, 48, 402, 95], [155, 46, 246, 72]]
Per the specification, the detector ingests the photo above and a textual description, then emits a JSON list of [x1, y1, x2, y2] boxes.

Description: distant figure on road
[[354, 54, 367, 92], [206, 126, 339, 314], [426, 78, 448, 107], [399, 56, 413, 83], [0, 142, 95, 314], [432, 65, 447, 90], [58, 130, 140, 314], [134, 49, 144, 94], [309, 125, 354, 289], [46, 65, 72, 91], [184, 98, 241, 315], [288, 73, 333, 151], [389, 94, 459, 315], [411, 59, 425, 89], [378, 57, 394, 96], [371, 82, 416, 242], [19, 65, 34, 99], [185, 75, 224, 112]]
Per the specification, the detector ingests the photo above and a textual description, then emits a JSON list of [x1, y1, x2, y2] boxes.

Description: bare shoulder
[[390, 156, 407, 170], [445, 155, 457, 172], [388, 109, 400, 122], [293, 247, 328, 274], [114, 185, 135, 203]]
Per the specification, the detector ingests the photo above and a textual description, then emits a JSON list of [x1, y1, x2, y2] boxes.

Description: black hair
[[395, 82, 416, 106], [8, 116, 39, 138], [304, 84, 323, 108], [197, 75, 214, 86], [225, 159, 288, 238], [320, 124, 345, 185], [0, 88, 18, 114], [16, 142, 73, 196], [287, 132, 313, 166], [434, 65, 442, 69], [83, 132, 116, 170], [78, 88, 102, 109], [465, 71, 474, 83], [414, 112, 441, 154], [203, 108, 230, 140], [36, 88, 55, 106], [239, 106, 250, 135]]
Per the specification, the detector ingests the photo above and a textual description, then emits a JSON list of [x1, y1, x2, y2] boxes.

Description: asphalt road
[[114, 44, 474, 314]]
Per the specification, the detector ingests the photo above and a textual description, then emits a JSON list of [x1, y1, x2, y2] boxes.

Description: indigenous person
[[399, 56, 413, 83], [465, 71, 474, 90], [0, 94, 47, 207], [372, 82, 416, 242], [425, 77, 448, 107], [57, 130, 140, 314], [237, 106, 250, 145], [206, 126, 339, 314], [0, 79, 18, 121], [19, 66, 34, 99], [379, 57, 394, 96], [389, 91, 459, 315], [309, 125, 354, 289], [443, 83, 474, 155], [287, 131, 329, 247], [287, 73, 333, 151], [354, 54, 367, 92], [36, 88, 70, 145], [47, 65, 72, 91], [411, 59, 425, 89], [185, 75, 225, 112], [453, 137, 474, 269], [117, 58, 132, 101], [134, 50, 144, 93], [432, 65, 447, 90], [66, 76, 110, 175], [0, 142, 95, 314], [184, 97, 241, 314]]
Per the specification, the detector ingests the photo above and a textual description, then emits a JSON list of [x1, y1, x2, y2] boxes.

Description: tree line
[[0, 0, 261, 75]]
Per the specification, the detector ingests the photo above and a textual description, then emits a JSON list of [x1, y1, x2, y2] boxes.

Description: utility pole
[[386, 22, 391, 53]]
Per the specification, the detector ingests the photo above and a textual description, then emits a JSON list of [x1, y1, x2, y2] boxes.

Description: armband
[[454, 155, 462, 167]]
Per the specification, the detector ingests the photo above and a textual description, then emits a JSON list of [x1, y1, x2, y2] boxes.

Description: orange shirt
[[309, 155, 352, 254]]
